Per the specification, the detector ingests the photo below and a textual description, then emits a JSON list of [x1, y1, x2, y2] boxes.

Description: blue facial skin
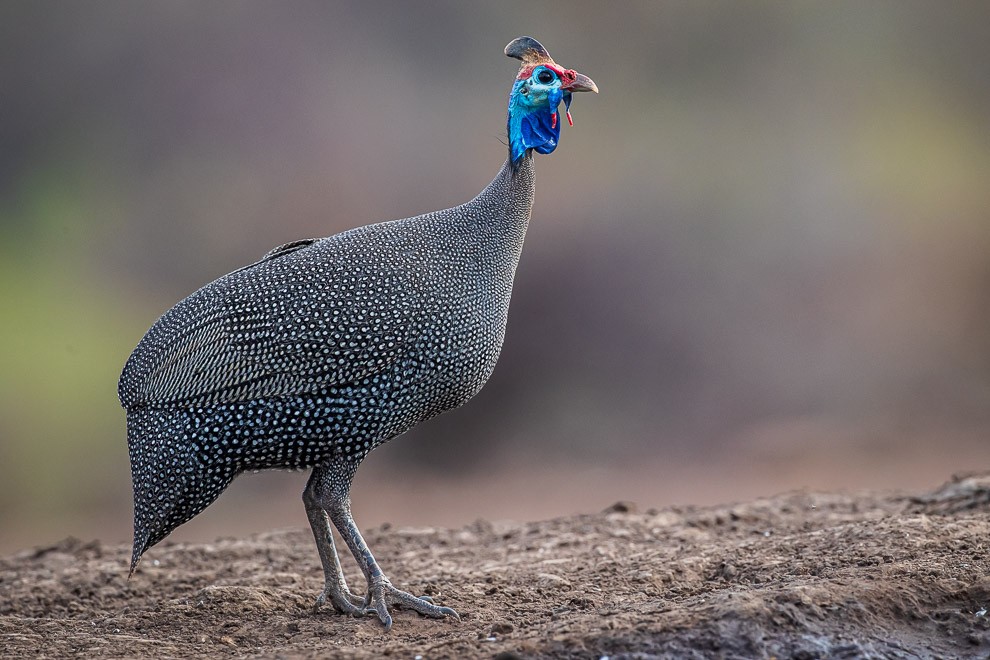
[[507, 66, 573, 165]]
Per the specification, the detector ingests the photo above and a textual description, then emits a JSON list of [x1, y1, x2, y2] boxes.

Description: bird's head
[[505, 36, 598, 166]]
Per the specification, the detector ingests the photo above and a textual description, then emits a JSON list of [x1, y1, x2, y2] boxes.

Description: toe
[[436, 605, 460, 620], [373, 602, 393, 630], [315, 585, 367, 616], [386, 585, 459, 620]]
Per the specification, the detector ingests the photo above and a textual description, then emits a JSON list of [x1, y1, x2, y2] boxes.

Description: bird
[[118, 36, 597, 629]]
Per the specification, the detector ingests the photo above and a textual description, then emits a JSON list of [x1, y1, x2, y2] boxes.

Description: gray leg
[[314, 461, 460, 630], [303, 468, 366, 615]]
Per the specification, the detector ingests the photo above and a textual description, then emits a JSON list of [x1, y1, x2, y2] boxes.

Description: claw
[[436, 605, 460, 620]]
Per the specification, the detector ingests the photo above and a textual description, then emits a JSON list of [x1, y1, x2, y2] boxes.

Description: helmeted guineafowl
[[119, 36, 597, 629]]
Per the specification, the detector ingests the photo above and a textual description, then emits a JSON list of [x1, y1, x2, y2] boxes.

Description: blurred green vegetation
[[0, 164, 147, 535]]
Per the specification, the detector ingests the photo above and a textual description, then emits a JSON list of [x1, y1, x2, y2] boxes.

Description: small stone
[[490, 621, 514, 635]]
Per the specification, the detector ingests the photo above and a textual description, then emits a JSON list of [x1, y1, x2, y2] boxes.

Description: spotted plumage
[[119, 36, 596, 629]]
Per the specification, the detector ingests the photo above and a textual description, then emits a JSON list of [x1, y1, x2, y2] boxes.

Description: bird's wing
[[119, 238, 412, 410], [222, 238, 322, 277], [258, 238, 323, 264]]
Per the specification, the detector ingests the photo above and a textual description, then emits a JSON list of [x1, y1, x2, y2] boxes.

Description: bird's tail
[[128, 533, 147, 580], [124, 406, 237, 578], [124, 407, 190, 578]]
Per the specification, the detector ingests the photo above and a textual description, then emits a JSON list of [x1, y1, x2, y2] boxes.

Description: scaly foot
[[366, 577, 459, 630]]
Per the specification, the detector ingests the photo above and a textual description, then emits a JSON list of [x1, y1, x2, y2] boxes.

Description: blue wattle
[[508, 81, 563, 164]]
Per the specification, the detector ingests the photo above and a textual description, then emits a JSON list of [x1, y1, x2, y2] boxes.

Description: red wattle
[[551, 112, 557, 129], [566, 110, 573, 126]]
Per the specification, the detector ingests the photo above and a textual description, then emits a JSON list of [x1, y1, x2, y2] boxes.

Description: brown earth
[[2, 475, 990, 659]]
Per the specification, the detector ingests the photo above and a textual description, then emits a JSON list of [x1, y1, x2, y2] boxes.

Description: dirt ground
[[2, 475, 990, 659]]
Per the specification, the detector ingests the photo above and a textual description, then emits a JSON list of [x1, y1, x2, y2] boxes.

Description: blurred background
[[2, 1, 989, 554]]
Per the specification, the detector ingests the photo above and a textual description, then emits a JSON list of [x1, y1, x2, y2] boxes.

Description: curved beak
[[563, 71, 598, 94]]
